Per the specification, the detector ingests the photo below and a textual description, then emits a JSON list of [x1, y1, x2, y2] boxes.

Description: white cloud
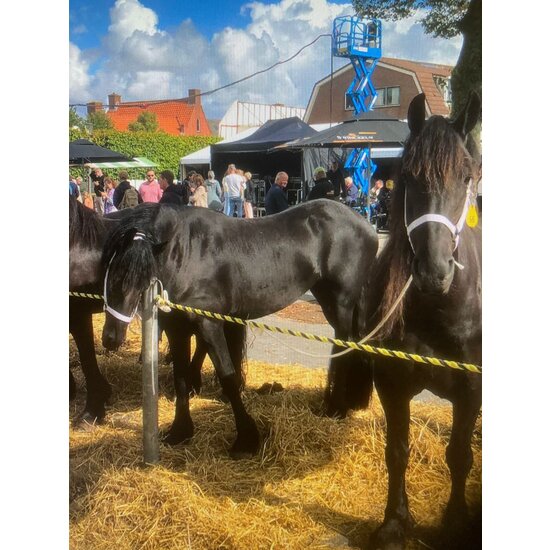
[[69, 42, 92, 103], [69, 0, 463, 119]]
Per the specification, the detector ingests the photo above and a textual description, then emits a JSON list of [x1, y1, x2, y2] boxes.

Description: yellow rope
[[155, 296, 482, 375], [67, 291, 481, 374]]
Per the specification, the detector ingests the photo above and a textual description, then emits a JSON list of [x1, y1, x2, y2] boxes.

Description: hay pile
[[69, 313, 481, 549]]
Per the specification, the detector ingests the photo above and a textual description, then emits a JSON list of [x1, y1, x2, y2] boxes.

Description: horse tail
[[325, 349, 373, 418]]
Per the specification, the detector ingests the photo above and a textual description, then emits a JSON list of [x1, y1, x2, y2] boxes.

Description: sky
[[69, 0, 463, 120]]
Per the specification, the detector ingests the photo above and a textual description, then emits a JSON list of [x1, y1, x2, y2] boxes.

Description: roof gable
[[305, 57, 453, 120], [107, 101, 199, 135]]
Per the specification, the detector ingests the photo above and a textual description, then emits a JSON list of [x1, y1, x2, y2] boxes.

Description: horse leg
[[70, 312, 111, 426], [198, 318, 259, 457], [224, 322, 246, 390], [189, 333, 207, 395], [161, 321, 194, 445], [442, 386, 482, 546], [371, 367, 415, 549]]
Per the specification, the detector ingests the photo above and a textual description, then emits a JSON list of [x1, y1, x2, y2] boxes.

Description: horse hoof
[[73, 411, 105, 431], [370, 518, 410, 550], [229, 427, 261, 458], [324, 403, 348, 419], [160, 426, 194, 446], [441, 506, 480, 549]]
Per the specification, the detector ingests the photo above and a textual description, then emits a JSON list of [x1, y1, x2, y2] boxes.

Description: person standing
[[265, 171, 289, 215], [343, 176, 358, 206], [206, 170, 223, 211], [139, 170, 163, 203], [101, 177, 118, 214], [159, 170, 188, 205], [69, 176, 80, 200], [222, 164, 244, 217], [243, 171, 255, 218], [306, 167, 336, 201], [75, 176, 84, 202], [327, 160, 344, 199], [91, 168, 105, 214], [113, 170, 130, 209], [189, 174, 208, 208], [82, 191, 94, 210]]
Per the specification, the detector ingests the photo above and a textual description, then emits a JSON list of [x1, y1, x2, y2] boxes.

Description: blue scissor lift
[[332, 16, 381, 217]]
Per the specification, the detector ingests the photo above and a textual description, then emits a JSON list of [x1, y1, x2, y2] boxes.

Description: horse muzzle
[[412, 255, 455, 295], [102, 316, 128, 351]]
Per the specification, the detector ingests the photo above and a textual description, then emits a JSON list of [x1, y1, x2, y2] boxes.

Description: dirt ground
[[275, 301, 328, 325]]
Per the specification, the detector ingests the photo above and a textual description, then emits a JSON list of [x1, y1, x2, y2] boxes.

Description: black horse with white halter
[[101, 199, 379, 456], [325, 92, 482, 549]]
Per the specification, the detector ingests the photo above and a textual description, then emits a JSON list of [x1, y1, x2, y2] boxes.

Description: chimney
[[86, 101, 104, 115], [188, 89, 201, 105], [108, 93, 121, 111]]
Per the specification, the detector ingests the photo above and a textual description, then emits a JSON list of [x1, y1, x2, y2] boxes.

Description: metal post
[[141, 280, 160, 465]]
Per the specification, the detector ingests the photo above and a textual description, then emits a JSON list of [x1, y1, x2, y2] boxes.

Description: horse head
[[401, 91, 481, 295], [101, 205, 165, 350]]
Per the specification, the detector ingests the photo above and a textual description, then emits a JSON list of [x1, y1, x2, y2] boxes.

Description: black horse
[[325, 93, 482, 549], [69, 197, 211, 425], [101, 200, 379, 456], [69, 196, 120, 424]]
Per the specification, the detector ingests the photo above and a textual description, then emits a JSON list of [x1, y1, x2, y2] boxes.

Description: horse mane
[[364, 176, 412, 340], [401, 116, 467, 193], [102, 203, 162, 295], [69, 195, 106, 249]]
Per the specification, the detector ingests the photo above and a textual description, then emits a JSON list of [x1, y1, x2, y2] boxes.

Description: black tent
[[210, 117, 318, 199], [69, 139, 132, 164], [277, 112, 409, 188], [278, 111, 409, 149]]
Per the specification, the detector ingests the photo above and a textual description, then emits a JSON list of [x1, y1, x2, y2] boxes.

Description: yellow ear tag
[[466, 204, 478, 227]]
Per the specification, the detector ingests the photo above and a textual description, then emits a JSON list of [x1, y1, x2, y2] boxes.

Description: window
[[373, 86, 400, 108], [374, 88, 386, 107], [344, 86, 400, 110], [434, 75, 452, 106], [196, 118, 200, 132]]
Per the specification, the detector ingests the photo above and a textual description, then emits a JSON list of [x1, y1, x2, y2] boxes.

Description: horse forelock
[[103, 204, 161, 295], [402, 116, 468, 193]]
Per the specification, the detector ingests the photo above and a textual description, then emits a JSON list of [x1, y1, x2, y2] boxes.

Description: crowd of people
[[69, 161, 393, 225]]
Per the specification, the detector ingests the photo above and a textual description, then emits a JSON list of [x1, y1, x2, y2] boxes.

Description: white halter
[[103, 232, 147, 323], [405, 178, 473, 255]]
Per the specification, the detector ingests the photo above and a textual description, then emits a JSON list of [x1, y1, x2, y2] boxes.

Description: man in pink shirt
[[139, 170, 163, 203]]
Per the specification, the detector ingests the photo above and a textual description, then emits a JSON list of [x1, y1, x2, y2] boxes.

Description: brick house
[[304, 57, 453, 124], [86, 88, 212, 136]]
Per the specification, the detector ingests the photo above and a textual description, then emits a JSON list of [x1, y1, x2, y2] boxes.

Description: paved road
[[245, 232, 446, 404]]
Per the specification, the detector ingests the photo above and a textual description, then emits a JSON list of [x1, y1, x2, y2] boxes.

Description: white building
[[218, 100, 306, 139]]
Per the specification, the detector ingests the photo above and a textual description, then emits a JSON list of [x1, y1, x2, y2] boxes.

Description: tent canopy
[[69, 139, 131, 164], [277, 111, 409, 149], [209, 117, 319, 183], [85, 157, 157, 169], [212, 117, 317, 154]]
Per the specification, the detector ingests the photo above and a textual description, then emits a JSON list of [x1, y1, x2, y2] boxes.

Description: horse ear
[[407, 93, 426, 135], [452, 91, 481, 137]]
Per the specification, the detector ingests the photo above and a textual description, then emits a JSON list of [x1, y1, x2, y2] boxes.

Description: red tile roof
[[107, 100, 209, 136], [379, 57, 453, 116]]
